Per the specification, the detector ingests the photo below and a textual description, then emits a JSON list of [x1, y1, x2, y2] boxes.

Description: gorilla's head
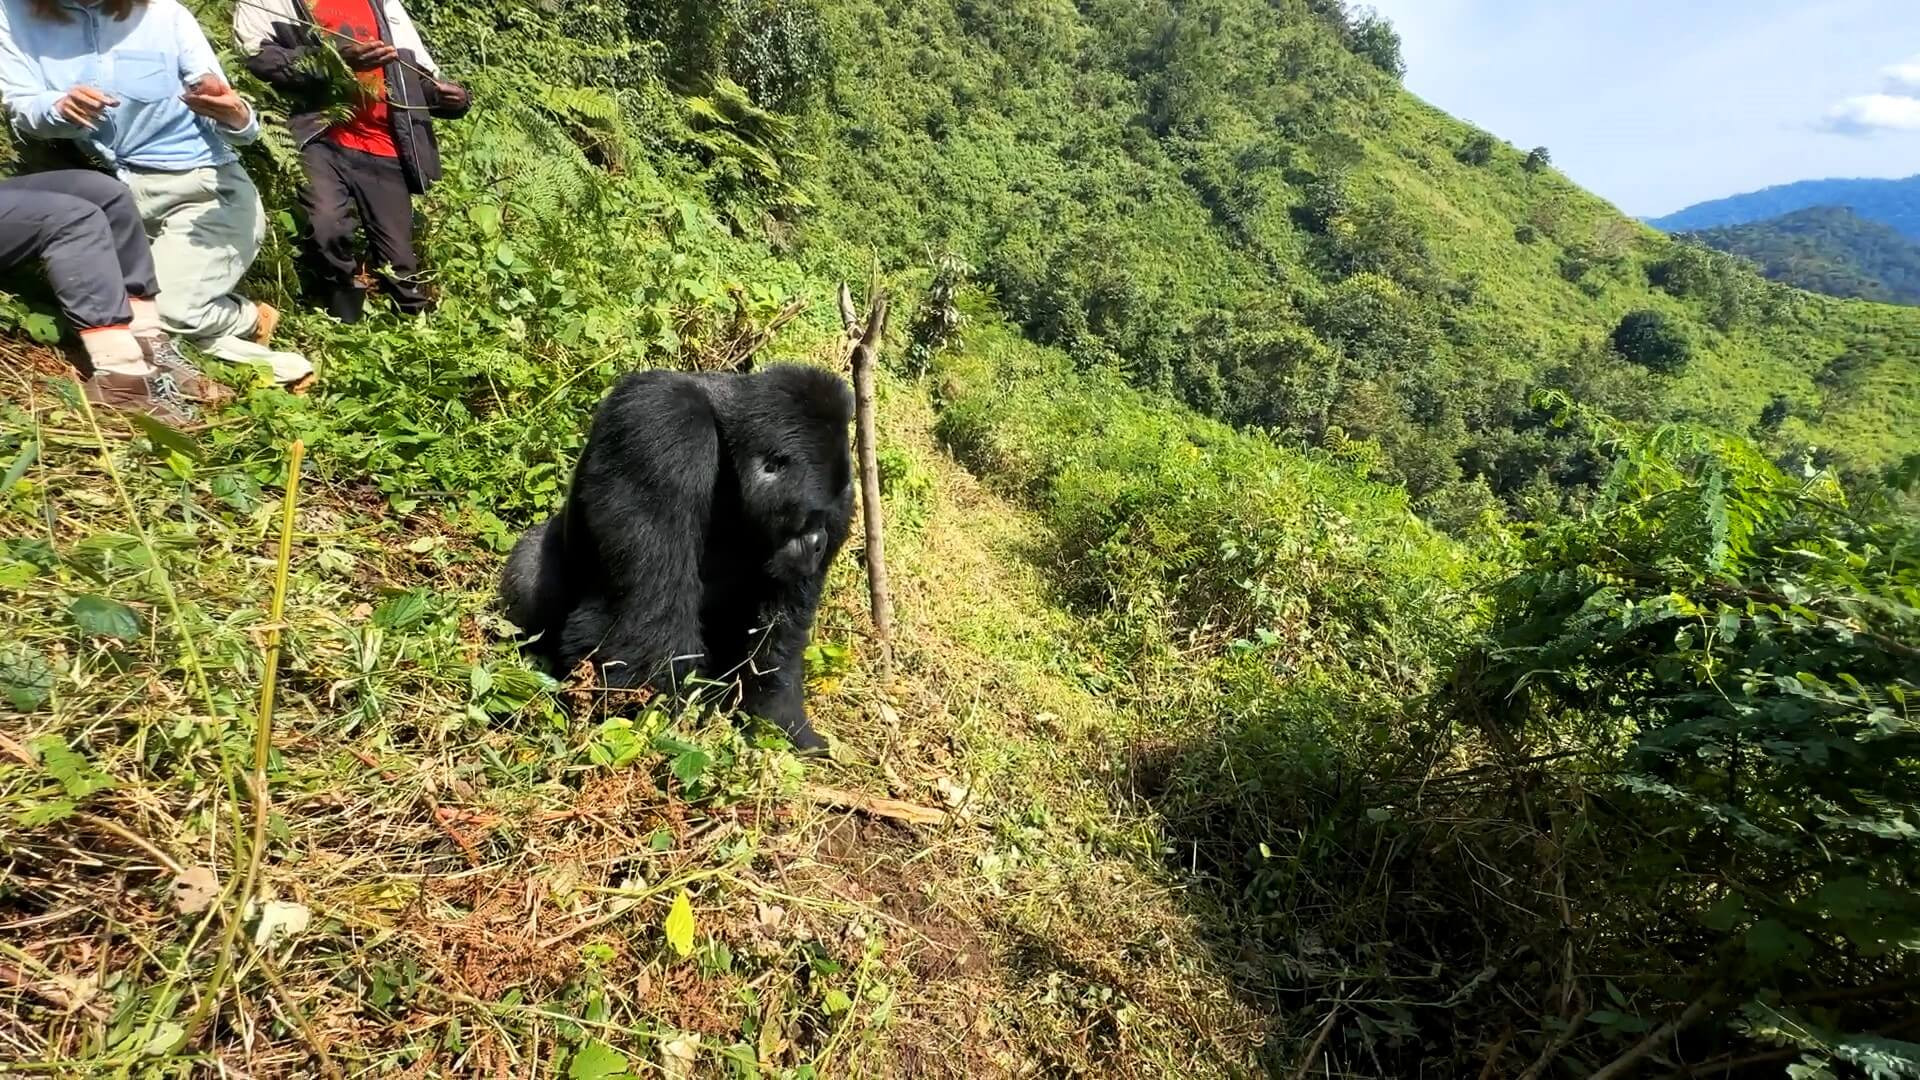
[[728, 364, 855, 581]]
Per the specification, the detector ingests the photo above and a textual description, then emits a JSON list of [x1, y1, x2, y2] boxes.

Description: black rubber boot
[[326, 285, 367, 324]]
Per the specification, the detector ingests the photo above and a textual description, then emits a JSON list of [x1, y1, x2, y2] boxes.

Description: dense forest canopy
[[1685, 206, 1920, 306]]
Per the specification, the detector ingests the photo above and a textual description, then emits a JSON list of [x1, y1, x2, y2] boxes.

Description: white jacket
[[232, 0, 438, 74]]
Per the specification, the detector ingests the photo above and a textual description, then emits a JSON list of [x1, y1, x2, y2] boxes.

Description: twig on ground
[[802, 784, 944, 827], [1291, 1006, 1340, 1080], [345, 747, 488, 864], [1589, 993, 1721, 1080], [74, 812, 185, 876]]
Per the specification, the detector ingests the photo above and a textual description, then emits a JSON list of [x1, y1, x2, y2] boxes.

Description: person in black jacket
[[232, 0, 469, 322]]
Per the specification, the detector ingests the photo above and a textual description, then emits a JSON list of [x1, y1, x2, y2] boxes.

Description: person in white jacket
[[234, 0, 469, 322], [0, 0, 314, 390]]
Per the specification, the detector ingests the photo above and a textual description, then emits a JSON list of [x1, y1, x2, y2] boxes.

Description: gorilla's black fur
[[500, 363, 855, 751]]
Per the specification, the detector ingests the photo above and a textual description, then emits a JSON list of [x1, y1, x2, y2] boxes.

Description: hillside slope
[[0, 336, 1276, 1075], [1650, 173, 1920, 237], [1686, 206, 1920, 306], [805, 0, 1919, 490]]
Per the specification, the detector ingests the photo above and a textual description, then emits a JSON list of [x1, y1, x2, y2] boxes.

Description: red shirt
[[310, 0, 399, 157]]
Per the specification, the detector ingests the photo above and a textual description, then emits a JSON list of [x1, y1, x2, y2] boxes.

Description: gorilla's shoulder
[[743, 363, 854, 428]]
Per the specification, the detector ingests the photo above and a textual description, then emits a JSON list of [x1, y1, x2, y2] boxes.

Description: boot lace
[[149, 371, 197, 415]]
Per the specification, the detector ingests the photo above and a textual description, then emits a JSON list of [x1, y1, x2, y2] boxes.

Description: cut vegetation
[[2, 0, 1917, 1077]]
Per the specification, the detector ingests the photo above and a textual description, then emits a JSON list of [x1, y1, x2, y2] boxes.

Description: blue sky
[[1359, 0, 1920, 217]]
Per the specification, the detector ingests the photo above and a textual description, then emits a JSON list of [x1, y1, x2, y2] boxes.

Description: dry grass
[[0, 348, 1267, 1077]]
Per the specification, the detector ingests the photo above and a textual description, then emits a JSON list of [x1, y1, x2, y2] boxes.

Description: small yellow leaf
[[663, 889, 695, 957]]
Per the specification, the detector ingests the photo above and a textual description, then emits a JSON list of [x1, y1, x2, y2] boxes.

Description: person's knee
[[40, 197, 116, 249], [62, 171, 138, 222]]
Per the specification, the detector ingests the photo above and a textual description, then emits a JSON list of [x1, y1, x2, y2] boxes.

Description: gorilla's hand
[[767, 525, 830, 581]]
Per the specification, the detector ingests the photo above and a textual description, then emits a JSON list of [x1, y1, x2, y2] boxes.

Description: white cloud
[[1884, 57, 1920, 94], [1820, 93, 1920, 136]]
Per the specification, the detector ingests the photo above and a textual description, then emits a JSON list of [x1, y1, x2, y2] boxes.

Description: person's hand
[[430, 80, 469, 111], [337, 39, 398, 72], [181, 75, 251, 130], [55, 85, 118, 129]]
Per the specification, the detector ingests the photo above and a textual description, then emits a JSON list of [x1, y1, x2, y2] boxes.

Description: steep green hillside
[[1688, 206, 1920, 306], [796, 0, 1919, 500], [1651, 173, 1920, 237]]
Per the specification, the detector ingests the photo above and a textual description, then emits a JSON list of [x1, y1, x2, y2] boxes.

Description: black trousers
[[299, 140, 430, 313], [0, 170, 158, 330]]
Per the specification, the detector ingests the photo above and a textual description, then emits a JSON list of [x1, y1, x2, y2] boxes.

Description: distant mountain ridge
[[1649, 175, 1920, 239], [1683, 206, 1920, 306]]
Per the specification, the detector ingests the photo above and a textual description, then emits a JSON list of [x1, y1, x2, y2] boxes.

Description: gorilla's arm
[[740, 493, 851, 753], [499, 517, 568, 656], [560, 374, 720, 689], [739, 576, 828, 751]]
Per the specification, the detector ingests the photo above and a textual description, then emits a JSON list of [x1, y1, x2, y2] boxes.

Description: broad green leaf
[[567, 1039, 629, 1080], [1700, 892, 1745, 932], [664, 889, 695, 957], [1745, 919, 1815, 968], [821, 988, 852, 1015], [669, 748, 712, 787], [373, 591, 432, 630], [0, 560, 40, 587], [0, 438, 37, 495], [469, 203, 503, 236], [141, 1021, 186, 1056], [69, 594, 143, 641], [128, 413, 203, 461], [22, 311, 59, 343], [0, 644, 53, 711]]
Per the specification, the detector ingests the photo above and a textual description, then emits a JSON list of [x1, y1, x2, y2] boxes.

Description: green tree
[[1456, 131, 1497, 166], [1348, 10, 1406, 78], [1522, 145, 1551, 173], [1611, 309, 1692, 373]]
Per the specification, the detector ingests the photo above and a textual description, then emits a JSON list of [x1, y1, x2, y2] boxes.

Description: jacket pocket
[[109, 51, 178, 104]]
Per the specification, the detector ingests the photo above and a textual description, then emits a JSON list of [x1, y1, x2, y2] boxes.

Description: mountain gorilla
[[500, 363, 855, 752]]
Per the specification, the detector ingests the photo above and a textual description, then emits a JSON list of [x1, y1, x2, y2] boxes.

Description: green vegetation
[[1, 0, 1916, 1076], [1612, 307, 1694, 373], [1688, 206, 1920, 306], [805, 0, 1918, 503]]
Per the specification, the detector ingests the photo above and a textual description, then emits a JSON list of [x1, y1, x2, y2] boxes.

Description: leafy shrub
[[1346, 9, 1406, 78], [1459, 404, 1920, 1074], [1611, 308, 1692, 373], [632, 0, 833, 112], [1522, 145, 1551, 173], [1455, 131, 1497, 166]]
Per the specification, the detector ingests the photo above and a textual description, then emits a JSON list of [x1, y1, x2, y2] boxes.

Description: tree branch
[[843, 285, 896, 680]]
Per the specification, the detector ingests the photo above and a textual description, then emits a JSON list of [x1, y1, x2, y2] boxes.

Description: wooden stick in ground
[[837, 282, 861, 349], [841, 284, 896, 680]]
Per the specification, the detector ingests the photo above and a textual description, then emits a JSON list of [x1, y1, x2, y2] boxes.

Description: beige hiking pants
[[122, 160, 311, 385]]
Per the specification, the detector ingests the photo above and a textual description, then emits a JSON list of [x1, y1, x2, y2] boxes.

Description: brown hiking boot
[[251, 301, 280, 346], [140, 335, 234, 406], [82, 369, 202, 429]]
